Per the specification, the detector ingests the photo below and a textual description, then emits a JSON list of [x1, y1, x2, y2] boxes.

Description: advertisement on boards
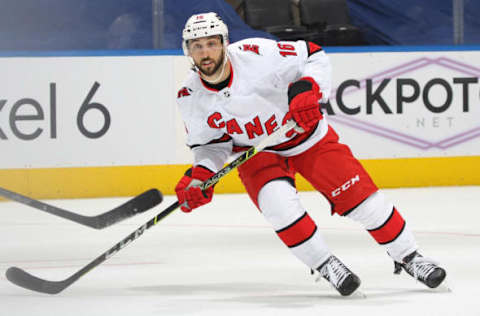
[[0, 56, 177, 169], [326, 50, 480, 159], [1, 49, 479, 175]]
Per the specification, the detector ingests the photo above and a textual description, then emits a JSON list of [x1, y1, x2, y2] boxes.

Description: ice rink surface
[[1, 186, 479, 316]]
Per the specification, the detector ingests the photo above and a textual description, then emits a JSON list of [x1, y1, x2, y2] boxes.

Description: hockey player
[[174, 12, 446, 296]]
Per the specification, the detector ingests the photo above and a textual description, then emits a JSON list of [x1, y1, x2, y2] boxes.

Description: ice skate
[[317, 255, 361, 296], [394, 251, 447, 289]]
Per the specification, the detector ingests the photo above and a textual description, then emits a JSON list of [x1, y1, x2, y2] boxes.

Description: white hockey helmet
[[182, 12, 229, 56]]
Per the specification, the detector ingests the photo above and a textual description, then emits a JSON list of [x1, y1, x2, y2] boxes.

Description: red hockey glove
[[286, 77, 323, 132], [175, 165, 215, 213]]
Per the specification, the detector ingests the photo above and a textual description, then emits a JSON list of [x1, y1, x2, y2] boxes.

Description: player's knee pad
[[347, 191, 405, 245], [258, 180, 330, 268], [258, 179, 305, 231], [346, 191, 393, 228]]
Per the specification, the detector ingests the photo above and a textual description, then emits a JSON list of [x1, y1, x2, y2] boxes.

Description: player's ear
[[182, 39, 193, 57]]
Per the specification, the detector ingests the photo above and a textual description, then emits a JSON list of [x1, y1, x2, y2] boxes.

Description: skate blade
[[431, 280, 452, 293], [338, 289, 366, 299], [350, 290, 367, 299]]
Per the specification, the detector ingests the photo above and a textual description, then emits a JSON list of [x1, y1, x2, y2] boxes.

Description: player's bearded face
[[189, 36, 224, 77], [196, 52, 224, 76]]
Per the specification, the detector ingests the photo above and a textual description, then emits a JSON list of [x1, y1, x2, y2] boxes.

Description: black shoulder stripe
[[190, 133, 232, 149]]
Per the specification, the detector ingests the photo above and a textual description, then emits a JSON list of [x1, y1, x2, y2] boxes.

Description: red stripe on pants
[[276, 213, 317, 248], [368, 207, 405, 244]]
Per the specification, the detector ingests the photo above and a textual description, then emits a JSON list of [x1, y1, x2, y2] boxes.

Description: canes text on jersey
[[207, 112, 293, 139]]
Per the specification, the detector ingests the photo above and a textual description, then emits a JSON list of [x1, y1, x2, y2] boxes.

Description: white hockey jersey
[[176, 37, 332, 172]]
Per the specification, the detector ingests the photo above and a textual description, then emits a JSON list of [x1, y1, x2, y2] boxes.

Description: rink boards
[[1, 47, 479, 199]]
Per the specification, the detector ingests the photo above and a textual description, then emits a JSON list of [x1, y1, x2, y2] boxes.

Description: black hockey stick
[[6, 120, 297, 294], [0, 187, 163, 229]]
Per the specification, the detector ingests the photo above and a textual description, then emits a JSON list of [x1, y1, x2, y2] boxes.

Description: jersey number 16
[[277, 43, 298, 57]]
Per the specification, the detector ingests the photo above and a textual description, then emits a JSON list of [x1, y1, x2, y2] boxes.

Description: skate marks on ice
[[127, 281, 452, 316], [1, 186, 479, 316]]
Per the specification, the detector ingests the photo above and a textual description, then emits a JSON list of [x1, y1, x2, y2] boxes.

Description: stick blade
[[97, 189, 163, 228], [111, 188, 163, 216], [128, 188, 163, 214], [6, 267, 67, 294]]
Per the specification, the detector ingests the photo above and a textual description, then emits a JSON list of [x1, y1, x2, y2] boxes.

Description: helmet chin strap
[[198, 49, 229, 84]]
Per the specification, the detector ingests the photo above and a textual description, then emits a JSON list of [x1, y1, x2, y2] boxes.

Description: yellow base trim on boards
[[0, 156, 479, 200]]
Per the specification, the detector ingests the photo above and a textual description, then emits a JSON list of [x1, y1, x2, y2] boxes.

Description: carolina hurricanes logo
[[242, 44, 260, 55], [177, 87, 192, 98]]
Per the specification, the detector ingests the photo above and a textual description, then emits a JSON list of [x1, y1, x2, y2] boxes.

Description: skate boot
[[317, 255, 361, 296], [394, 251, 446, 288]]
